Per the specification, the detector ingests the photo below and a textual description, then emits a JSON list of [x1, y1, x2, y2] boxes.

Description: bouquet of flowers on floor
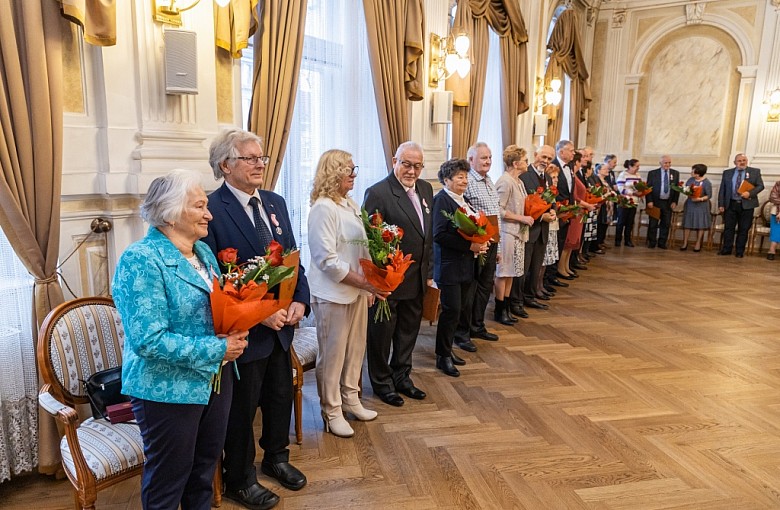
[[556, 199, 586, 222], [211, 242, 296, 392], [585, 184, 609, 205], [671, 181, 703, 198], [632, 180, 653, 197], [524, 185, 558, 221], [440, 206, 499, 267], [359, 210, 414, 322]]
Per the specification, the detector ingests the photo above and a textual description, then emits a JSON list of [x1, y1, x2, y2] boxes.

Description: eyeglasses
[[230, 155, 270, 166], [399, 160, 425, 171], [347, 166, 359, 177]]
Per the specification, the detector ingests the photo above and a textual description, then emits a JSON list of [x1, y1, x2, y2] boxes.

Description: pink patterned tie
[[407, 187, 424, 232]]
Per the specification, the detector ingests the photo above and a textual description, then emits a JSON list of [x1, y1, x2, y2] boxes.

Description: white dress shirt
[[224, 181, 273, 233]]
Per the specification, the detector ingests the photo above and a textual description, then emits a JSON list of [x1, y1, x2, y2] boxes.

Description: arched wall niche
[[631, 24, 743, 168]]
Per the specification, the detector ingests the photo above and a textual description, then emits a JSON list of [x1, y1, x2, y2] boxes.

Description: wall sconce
[[536, 77, 563, 110], [763, 87, 780, 122], [153, 0, 201, 26], [429, 31, 470, 87]]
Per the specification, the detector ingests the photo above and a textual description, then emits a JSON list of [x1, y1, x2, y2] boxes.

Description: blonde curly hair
[[310, 149, 354, 205]]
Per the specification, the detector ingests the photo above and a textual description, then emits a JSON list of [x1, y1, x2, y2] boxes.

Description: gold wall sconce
[[536, 76, 562, 111], [153, 0, 205, 26], [763, 87, 780, 122], [429, 31, 470, 87]]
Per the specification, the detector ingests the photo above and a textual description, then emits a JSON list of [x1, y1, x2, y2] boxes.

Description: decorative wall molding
[[685, 3, 705, 25], [612, 9, 627, 28]]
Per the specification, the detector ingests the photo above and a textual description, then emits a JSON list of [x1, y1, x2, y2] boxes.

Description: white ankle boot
[[341, 403, 378, 421], [322, 412, 354, 438]]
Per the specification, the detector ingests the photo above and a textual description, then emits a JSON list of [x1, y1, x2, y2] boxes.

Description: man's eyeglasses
[[400, 160, 424, 171], [230, 155, 270, 166]]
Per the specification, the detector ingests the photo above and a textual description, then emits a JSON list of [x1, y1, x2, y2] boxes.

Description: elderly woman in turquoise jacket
[[112, 169, 247, 510]]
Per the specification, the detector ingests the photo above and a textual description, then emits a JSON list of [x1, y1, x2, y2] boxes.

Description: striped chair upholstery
[[290, 327, 318, 444], [37, 297, 144, 510]]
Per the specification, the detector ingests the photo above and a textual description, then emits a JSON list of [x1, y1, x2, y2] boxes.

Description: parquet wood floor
[[3, 245, 780, 509]]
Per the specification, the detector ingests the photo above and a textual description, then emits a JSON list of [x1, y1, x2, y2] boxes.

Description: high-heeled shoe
[[321, 411, 354, 438], [693, 245, 701, 253], [679, 244, 688, 251], [341, 403, 378, 421]]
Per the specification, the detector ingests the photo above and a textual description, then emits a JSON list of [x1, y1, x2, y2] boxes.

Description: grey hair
[[208, 128, 264, 180], [555, 139, 573, 152], [394, 141, 424, 159], [140, 169, 203, 227], [467, 141, 490, 161]]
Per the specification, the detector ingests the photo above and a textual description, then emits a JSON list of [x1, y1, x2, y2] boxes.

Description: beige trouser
[[311, 296, 368, 420]]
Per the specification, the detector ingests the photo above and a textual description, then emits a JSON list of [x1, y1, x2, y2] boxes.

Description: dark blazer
[[432, 190, 475, 286], [717, 166, 765, 209], [202, 183, 310, 363], [552, 157, 572, 203], [646, 167, 681, 205], [519, 166, 551, 245], [363, 174, 434, 300]]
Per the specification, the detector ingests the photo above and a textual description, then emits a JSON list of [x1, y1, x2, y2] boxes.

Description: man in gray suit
[[363, 141, 434, 407], [717, 153, 764, 258], [645, 155, 680, 249]]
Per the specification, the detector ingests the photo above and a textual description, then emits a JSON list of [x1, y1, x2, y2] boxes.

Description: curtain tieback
[[35, 275, 59, 285]]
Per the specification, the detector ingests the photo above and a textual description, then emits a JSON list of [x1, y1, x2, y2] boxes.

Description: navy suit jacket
[[432, 190, 476, 286], [646, 167, 681, 205], [520, 167, 551, 245], [363, 174, 434, 300], [202, 182, 310, 363]]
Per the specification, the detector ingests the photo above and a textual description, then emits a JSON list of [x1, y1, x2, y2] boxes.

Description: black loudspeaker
[[164, 29, 198, 95]]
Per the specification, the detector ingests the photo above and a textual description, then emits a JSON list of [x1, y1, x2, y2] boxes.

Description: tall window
[[477, 29, 505, 181], [0, 228, 37, 482], [241, 0, 386, 270]]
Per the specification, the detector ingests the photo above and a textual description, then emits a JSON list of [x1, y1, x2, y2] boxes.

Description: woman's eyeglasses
[[230, 155, 270, 166], [347, 166, 359, 177]]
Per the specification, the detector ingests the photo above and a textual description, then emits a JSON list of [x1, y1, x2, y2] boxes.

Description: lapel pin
[[270, 213, 282, 235], [422, 198, 430, 214]]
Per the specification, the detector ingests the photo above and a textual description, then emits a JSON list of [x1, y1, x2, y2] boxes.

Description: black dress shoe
[[450, 351, 466, 365], [550, 278, 569, 288], [735, 253, 744, 258], [260, 461, 307, 491], [543, 285, 557, 294], [535, 293, 550, 301], [658, 244, 668, 250], [768, 253, 776, 260], [509, 305, 529, 318], [225, 482, 280, 510], [455, 339, 478, 352], [718, 249, 731, 255], [377, 391, 404, 407], [555, 272, 575, 281], [647, 242, 656, 249], [524, 300, 549, 310], [470, 329, 498, 341], [571, 263, 587, 270], [624, 241, 635, 247], [436, 356, 460, 377], [398, 386, 426, 400], [591, 249, 605, 255]]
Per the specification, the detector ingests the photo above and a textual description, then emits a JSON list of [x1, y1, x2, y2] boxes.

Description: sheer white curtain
[[477, 29, 504, 182], [0, 228, 37, 482]]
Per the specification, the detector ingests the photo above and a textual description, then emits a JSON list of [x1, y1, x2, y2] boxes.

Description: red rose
[[536, 186, 544, 193], [381, 229, 394, 243], [218, 248, 238, 265], [266, 240, 284, 266], [551, 186, 559, 195], [396, 227, 404, 240], [369, 212, 383, 226]]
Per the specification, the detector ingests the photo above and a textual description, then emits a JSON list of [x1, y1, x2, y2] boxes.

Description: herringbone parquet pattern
[[3, 246, 780, 509]]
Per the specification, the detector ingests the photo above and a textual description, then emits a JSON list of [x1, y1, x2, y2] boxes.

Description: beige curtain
[[248, 0, 307, 190], [215, 0, 259, 58], [0, 0, 67, 474], [57, 0, 116, 46], [363, 0, 425, 173], [545, 8, 591, 143], [448, 0, 529, 157]]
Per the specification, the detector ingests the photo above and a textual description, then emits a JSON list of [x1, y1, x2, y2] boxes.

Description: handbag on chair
[[82, 366, 130, 420]]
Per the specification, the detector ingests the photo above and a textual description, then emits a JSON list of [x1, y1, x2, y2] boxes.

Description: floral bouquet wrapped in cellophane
[[440, 206, 499, 266]]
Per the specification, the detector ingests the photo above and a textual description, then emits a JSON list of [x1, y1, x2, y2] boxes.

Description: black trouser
[[523, 237, 545, 302], [470, 243, 497, 332], [436, 280, 475, 356], [722, 200, 754, 255], [647, 198, 673, 246], [509, 274, 524, 308], [222, 340, 293, 491], [615, 207, 636, 244], [132, 366, 233, 510], [367, 296, 423, 395]]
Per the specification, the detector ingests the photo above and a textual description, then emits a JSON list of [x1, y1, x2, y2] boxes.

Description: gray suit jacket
[[717, 166, 764, 210]]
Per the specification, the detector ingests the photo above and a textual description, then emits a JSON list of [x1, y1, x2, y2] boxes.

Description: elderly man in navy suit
[[363, 141, 434, 407], [645, 155, 680, 249], [203, 128, 310, 510], [717, 153, 765, 258]]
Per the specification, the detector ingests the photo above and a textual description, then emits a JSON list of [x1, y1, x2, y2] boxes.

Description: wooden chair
[[668, 207, 684, 248], [707, 207, 724, 250], [37, 297, 144, 510], [748, 200, 772, 255], [290, 327, 318, 445]]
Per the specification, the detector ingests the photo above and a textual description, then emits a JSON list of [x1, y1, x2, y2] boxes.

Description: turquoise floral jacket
[[112, 227, 226, 405]]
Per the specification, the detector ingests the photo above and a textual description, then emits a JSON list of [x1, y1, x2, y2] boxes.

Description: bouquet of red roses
[[585, 184, 608, 205], [524, 185, 557, 220], [633, 180, 652, 197], [440, 206, 499, 266], [615, 195, 638, 208], [210, 241, 296, 391], [556, 200, 585, 222], [360, 210, 414, 322]]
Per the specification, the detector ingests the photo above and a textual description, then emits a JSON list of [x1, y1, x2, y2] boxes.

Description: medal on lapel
[[270, 213, 282, 235], [422, 198, 430, 214]]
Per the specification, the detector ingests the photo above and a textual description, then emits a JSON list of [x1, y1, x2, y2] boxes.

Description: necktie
[[407, 187, 424, 232], [735, 169, 743, 197], [662, 170, 668, 195], [249, 197, 274, 249]]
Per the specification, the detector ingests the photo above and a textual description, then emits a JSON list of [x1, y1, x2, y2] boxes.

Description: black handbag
[[82, 366, 130, 420]]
